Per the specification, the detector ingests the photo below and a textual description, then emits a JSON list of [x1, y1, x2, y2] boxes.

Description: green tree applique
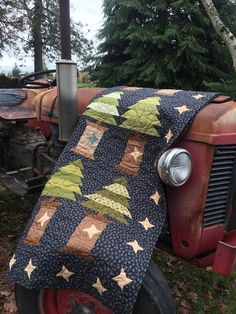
[[84, 91, 123, 125], [80, 177, 132, 224], [42, 160, 84, 201], [120, 96, 161, 136]]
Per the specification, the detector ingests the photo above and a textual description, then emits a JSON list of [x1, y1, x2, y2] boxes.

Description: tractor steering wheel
[[18, 69, 56, 89]]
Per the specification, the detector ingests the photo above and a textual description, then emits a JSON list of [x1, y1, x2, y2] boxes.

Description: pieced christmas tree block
[[24, 199, 61, 246], [120, 96, 161, 136], [80, 177, 132, 225], [116, 135, 147, 176], [61, 213, 111, 261], [84, 91, 123, 126], [42, 159, 84, 201], [71, 120, 108, 160]]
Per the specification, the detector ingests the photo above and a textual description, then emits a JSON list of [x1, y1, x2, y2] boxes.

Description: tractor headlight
[[156, 148, 192, 186]]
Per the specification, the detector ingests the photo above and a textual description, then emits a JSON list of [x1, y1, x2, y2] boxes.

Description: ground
[[0, 187, 235, 314]]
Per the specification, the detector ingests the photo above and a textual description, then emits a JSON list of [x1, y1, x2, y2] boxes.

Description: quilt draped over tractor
[[7, 87, 218, 313]]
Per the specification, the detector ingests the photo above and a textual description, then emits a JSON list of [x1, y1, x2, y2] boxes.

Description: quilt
[[7, 87, 218, 313]]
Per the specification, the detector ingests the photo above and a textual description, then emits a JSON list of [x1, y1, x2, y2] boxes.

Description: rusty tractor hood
[[1, 87, 236, 147], [184, 95, 236, 145], [32, 88, 236, 145], [0, 88, 48, 121]]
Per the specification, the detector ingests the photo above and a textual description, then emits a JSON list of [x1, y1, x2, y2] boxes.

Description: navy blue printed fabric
[[7, 87, 218, 313]]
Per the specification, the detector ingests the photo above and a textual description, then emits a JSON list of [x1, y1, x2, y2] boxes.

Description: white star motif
[[9, 254, 16, 270], [24, 259, 37, 279], [130, 147, 143, 162], [174, 105, 190, 114], [192, 94, 205, 100], [139, 217, 155, 231], [37, 211, 51, 227], [165, 129, 173, 143], [56, 265, 74, 282], [83, 224, 102, 239], [127, 240, 144, 254], [150, 191, 161, 205], [92, 277, 108, 295], [112, 268, 133, 290]]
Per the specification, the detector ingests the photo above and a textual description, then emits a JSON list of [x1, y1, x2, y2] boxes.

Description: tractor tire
[[15, 260, 176, 314]]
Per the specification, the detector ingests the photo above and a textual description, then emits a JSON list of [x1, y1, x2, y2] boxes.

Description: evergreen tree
[[42, 160, 84, 201], [0, 1, 24, 57], [120, 96, 161, 136], [80, 178, 132, 224], [85, 91, 123, 125], [0, 0, 93, 71], [93, 0, 235, 90]]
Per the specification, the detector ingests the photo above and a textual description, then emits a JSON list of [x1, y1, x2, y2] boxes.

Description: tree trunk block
[[24, 199, 60, 246]]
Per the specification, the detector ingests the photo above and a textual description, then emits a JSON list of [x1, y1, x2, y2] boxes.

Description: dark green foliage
[[93, 0, 235, 90], [204, 76, 236, 100], [0, 74, 18, 88], [0, 1, 24, 57]]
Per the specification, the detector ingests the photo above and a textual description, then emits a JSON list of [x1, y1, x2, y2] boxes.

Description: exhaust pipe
[[56, 60, 78, 141], [59, 0, 71, 60], [56, 0, 77, 142]]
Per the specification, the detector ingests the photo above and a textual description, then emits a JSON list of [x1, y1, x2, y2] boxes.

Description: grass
[[0, 189, 235, 313], [77, 83, 96, 88], [154, 250, 236, 313]]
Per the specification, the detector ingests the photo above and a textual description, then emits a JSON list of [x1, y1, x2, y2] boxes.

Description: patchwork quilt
[[7, 87, 218, 313]]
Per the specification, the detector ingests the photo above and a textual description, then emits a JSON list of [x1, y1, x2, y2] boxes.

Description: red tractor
[[0, 64, 236, 313]]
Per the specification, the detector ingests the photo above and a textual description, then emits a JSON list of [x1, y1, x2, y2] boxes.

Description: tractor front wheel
[[15, 260, 175, 314]]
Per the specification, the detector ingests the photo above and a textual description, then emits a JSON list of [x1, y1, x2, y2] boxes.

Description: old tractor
[[1, 1, 236, 313], [1, 61, 236, 314]]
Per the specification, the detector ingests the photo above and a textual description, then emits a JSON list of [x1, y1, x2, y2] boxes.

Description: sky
[[0, 0, 104, 72]]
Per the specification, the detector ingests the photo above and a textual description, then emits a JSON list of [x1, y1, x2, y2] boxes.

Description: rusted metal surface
[[211, 95, 231, 103], [184, 100, 236, 145], [0, 89, 47, 121], [166, 140, 220, 259], [34, 88, 236, 146], [213, 231, 236, 276], [5, 87, 236, 148], [33, 87, 104, 123]]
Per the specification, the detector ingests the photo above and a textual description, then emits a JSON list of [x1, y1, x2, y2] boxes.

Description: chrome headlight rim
[[156, 148, 192, 187]]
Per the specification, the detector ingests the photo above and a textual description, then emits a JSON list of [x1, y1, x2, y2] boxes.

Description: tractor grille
[[203, 145, 236, 227]]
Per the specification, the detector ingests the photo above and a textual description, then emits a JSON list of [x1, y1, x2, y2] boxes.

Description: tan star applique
[[127, 240, 144, 254], [37, 211, 51, 227], [92, 277, 108, 295], [192, 94, 205, 100], [139, 217, 155, 231], [56, 265, 74, 282], [112, 267, 133, 290], [130, 147, 143, 162], [24, 259, 37, 279], [156, 89, 181, 96], [9, 254, 16, 270], [165, 129, 173, 143], [175, 105, 190, 114], [150, 191, 161, 205], [83, 224, 102, 239]]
